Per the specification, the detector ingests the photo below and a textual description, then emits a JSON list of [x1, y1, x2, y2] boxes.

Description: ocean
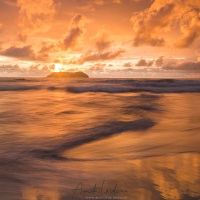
[[0, 78, 199, 200]]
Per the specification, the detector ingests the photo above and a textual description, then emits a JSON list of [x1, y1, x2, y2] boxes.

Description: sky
[[0, 0, 200, 77]]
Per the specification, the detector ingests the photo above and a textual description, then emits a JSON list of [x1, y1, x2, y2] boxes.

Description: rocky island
[[47, 71, 89, 78]]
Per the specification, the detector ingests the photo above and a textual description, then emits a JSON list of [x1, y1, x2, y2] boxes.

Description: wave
[[0, 84, 42, 91], [66, 86, 200, 94], [65, 79, 200, 93], [30, 118, 155, 159], [0, 78, 200, 93]]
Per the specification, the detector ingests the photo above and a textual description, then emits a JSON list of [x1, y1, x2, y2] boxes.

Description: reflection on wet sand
[[19, 153, 199, 200], [22, 188, 60, 200]]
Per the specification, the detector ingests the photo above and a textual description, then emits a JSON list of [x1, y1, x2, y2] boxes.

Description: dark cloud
[[71, 14, 83, 26], [1, 45, 36, 60], [95, 33, 112, 52], [147, 60, 154, 67], [37, 43, 55, 61], [136, 58, 155, 66], [62, 28, 83, 50], [133, 36, 165, 47], [1, 44, 56, 62], [61, 14, 84, 51], [155, 56, 164, 67], [163, 61, 200, 71], [79, 49, 125, 63], [124, 62, 132, 67], [136, 59, 147, 66], [0, 0, 17, 7]]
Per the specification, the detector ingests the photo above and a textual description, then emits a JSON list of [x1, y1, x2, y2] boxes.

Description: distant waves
[[0, 78, 200, 93]]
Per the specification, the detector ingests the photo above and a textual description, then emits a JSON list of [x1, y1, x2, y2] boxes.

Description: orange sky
[[0, 0, 199, 77]]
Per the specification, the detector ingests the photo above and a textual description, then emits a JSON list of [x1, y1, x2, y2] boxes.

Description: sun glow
[[54, 64, 63, 72]]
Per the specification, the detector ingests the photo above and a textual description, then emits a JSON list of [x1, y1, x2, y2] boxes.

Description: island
[[47, 71, 89, 78]]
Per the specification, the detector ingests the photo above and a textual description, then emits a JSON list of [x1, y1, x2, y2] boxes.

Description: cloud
[[0, 0, 17, 7], [60, 14, 84, 51], [95, 32, 112, 53], [136, 59, 148, 66], [94, 0, 122, 5], [131, 0, 200, 47], [62, 29, 124, 65], [0, 64, 55, 75], [18, 33, 27, 42], [163, 61, 200, 71], [131, 2, 174, 46], [1, 45, 36, 60], [80, 30, 124, 63], [1, 43, 55, 62], [136, 58, 155, 66], [79, 49, 125, 64], [175, 19, 200, 48], [0, 22, 3, 34], [124, 62, 133, 67], [17, 0, 56, 34], [23, 14, 86, 56], [85, 63, 107, 73], [63, 49, 124, 65], [37, 43, 55, 61], [155, 56, 164, 67], [62, 28, 83, 51], [0, 64, 24, 74]]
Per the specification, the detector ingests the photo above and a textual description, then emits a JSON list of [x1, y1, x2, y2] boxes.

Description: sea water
[[0, 78, 199, 200]]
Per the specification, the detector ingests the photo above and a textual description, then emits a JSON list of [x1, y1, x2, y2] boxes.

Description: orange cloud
[[136, 58, 155, 67], [0, 0, 17, 7], [37, 43, 55, 61], [124, 62, 133, 67], [155, 56, 164, 66], [1, 45, 36, 60], [17, 0, 56, 35], [163, 61, 200, 71], [95, 32, 112, 53], [94, 0, 122, 5], [77, 31, 124, 63], [131, 0, 200, 48], [80, 49, 125, 63], [0, 64, 55, 75], [86, 63, 107, 73], [60, 14, 85, 51], [1, 44, 55, 62]]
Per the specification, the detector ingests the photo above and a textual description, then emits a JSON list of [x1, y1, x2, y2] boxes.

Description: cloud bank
[[131, 0, 200, 47]]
